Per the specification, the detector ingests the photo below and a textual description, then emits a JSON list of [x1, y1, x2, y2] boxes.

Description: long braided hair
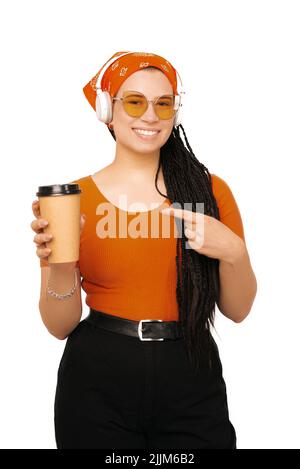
[[108, 68, 221, 375]]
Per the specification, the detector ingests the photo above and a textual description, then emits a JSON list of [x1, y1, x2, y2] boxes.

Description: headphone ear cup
[[174, 108, 182, 127], [96, 90, 113, 123], [173, 95, 182, 128]]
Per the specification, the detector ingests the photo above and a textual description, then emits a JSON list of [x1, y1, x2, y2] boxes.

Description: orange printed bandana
[[83, 51, 179, 117]]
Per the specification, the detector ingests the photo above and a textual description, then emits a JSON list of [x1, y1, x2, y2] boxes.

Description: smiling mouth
[[132, 128, 161, 138]]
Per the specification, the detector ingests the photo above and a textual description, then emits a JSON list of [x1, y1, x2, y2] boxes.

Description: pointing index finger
[[161, 207, 198, 223]]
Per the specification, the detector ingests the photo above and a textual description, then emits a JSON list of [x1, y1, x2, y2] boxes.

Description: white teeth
[[133, 129, 159, 136]]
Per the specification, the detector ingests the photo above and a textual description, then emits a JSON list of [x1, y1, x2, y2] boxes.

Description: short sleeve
[[39, 178, 80, 268], [211, 173, 245, 242]]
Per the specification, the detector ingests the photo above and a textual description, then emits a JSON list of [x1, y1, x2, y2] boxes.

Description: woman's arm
[[39, 263, 82, 339], [217, 240, 257, 322]]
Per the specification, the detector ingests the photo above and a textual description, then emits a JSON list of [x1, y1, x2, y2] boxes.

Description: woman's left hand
[[161, 207, 245, 264]]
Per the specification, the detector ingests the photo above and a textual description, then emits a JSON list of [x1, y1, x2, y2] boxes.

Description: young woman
[[31, 51, 257, 449]]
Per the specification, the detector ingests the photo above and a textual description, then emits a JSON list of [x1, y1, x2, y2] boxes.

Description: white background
[[0, 0, 299, 449]]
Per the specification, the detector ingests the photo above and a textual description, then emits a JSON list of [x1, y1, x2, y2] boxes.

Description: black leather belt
[[86, 308, 184, 341]]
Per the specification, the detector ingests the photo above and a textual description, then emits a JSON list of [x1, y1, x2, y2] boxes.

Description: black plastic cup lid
[[36, 183, 81, 197]]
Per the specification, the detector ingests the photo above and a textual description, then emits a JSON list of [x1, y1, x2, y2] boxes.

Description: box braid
[[158, 124, 221, 375], [107, 67, 221, 375]]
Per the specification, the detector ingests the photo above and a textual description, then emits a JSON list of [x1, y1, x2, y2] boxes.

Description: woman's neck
[[110, 142, 162, 184]]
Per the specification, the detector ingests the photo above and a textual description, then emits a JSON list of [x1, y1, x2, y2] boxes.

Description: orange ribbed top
[[40, 174, 245, 321]]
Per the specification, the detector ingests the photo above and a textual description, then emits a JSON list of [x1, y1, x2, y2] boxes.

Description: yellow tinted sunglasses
[[112, 90, 177, 120]]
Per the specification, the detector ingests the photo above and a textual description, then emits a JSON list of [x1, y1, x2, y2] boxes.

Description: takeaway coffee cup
[[36, 183, 81, 263]]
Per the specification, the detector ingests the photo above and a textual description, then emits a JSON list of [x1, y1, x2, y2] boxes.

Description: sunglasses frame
[[111, 90, 179, 120]]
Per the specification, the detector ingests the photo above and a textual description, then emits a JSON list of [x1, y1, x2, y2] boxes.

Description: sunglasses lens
[[122, 93, 175, 119], [123, 93, 147, 117], [155, 96, 175, 119]]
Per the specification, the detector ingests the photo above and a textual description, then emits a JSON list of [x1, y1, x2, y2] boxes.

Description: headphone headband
[[95, 51, 185, 98], [95, 51, 133, 90]]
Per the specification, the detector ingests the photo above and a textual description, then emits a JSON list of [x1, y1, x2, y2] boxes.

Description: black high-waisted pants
[[54, 311, 237, 449]]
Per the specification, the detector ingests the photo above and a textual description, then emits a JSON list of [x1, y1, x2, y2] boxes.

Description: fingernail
[[40, 220, 48, 227]]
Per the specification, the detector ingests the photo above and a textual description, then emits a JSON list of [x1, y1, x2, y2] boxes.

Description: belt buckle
[[138, 319, 164, 341]]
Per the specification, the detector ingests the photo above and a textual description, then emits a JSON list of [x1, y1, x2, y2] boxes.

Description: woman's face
[[109, 69, 175, 154]]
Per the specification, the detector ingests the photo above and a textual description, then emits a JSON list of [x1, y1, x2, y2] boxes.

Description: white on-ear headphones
[[95, 51, 185, 128]]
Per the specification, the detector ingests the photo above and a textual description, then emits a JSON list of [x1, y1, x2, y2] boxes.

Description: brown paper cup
[[36, 183, 81, 263]]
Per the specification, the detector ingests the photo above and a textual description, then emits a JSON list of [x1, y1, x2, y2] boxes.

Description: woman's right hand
[[30, 199, 86, 262]]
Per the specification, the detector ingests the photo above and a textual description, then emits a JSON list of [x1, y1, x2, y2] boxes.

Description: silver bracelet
[[47, 270, 78, 300]]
